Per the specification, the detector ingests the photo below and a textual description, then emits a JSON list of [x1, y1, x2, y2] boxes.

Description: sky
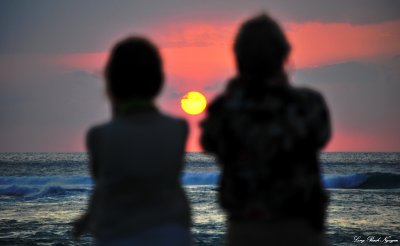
[[1, 0, 400, 152]]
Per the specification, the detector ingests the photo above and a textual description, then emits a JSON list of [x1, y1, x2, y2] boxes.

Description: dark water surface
[[0, 152, 399, 245]]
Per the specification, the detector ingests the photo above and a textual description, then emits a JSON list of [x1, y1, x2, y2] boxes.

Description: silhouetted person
[[73, 37, 192, 245], [201, 14, 331, 246]]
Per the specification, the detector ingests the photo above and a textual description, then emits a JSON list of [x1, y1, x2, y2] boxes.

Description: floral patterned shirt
[[201, 79, 331, 231]]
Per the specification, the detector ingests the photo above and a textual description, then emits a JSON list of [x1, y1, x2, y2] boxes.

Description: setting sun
[[181, 91, 207, 115]]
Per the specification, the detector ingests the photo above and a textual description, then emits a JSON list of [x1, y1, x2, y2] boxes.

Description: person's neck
[[112, 99, 157, 117]]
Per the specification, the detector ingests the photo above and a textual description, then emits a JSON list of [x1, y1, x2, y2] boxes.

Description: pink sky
[[1, 2, 399, 152], [53, 20, 400, 152]]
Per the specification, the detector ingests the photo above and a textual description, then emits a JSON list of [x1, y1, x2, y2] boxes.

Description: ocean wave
[[323, 174, 367, 189], [182, 172, 219, 185], [0, 176, 92, 198], [182, 172, 400, 189], [0, 185, 90, 198], [0, 185, 40, 196], [1, 172, 399, 198], [323, 172, 400, 189]]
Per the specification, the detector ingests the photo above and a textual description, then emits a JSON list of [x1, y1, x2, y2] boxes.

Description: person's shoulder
[[157, 113, 189, 138], [158, 112, 188, 128], [290, 87, 330, 122], [85, 122, 110, 149], [293, 86, 322, 97], [291, 86, 326, 104], [86, 121, 113, 138], [206, 78, 238, 113], [208, 94, 226, 111]]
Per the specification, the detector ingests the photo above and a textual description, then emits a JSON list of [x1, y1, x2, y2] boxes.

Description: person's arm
[[86, 127, 99, 180], [179, 119, 189, 158], [306, 90, 331, 149], [200, 96, 225, 153], [311, 91, 331, 149], [72, 127, 99, 239]]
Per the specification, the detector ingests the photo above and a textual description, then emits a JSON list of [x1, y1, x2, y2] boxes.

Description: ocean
[[0, 152, 399, 245]]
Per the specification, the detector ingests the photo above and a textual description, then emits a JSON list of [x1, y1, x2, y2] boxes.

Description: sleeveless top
[[86, 107, 191, 239]]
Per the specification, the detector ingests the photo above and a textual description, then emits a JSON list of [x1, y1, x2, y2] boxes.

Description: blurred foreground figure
[[201, 14, 331, 246], [73, 37, 192, 245]]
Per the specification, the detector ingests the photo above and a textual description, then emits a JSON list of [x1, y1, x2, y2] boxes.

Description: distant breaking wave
[[1, 172, 399, 198], [182, 172, 219, 185], [323, 172, 400, 189], [0, 176, 92, 197], [182, 172, 400, 189]]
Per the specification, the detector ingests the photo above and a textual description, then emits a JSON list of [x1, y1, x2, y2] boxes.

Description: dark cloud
[[294, 61, 380, 84], [0, 0, 399, 53], [293, 57, 400, 137], [159, 85, 184, 100], [204, 83, 226, 91], [0, 70, 109, 151], [270, 0, 400, 24]]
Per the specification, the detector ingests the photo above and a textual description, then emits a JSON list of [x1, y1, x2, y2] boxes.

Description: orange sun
[[181, 91, 207, 115]]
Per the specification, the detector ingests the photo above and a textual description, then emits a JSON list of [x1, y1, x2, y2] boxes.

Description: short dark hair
[[105, 37, 164, 101], [234, 14, 290, 81]]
